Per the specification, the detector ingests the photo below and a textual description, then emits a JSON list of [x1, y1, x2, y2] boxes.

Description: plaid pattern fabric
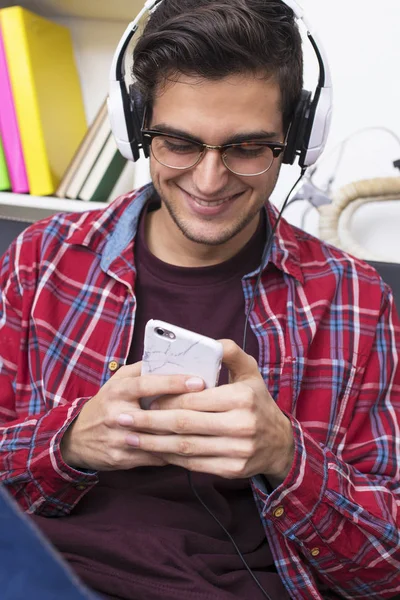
[[1, 183, 399, 599]]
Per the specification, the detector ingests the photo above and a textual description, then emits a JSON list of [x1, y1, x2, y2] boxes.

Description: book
[[0, 7, 87, 196], [56, 99, 107, 199], [0, 23, 29, 193], [0, 136, 11, 191], [107, 161, 136, 200], [58, 101, 111, 200], [78, 133, 127, 202]]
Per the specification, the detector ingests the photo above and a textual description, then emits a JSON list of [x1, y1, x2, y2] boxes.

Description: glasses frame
[[141, 129, 287, 177]]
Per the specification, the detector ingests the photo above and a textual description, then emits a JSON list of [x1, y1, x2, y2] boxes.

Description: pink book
[[0, 23, 29, 193]]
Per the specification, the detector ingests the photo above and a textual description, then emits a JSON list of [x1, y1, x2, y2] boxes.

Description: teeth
[[191, 195, 231, 207]]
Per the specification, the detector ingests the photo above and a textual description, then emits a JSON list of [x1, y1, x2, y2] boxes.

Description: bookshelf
[[0, 191, 105, 220], [0, 0, 143, 22], [0, 0, 146, 218]]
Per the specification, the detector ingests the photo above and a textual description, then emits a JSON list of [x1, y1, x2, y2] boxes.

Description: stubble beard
[[151, 179, 270, 248], [164, 197, 262, 246]]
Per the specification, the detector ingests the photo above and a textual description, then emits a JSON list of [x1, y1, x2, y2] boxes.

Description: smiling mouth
[[189, 192, 242, 207]]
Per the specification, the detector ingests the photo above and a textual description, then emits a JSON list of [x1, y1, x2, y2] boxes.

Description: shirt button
[[311, 547, 320, 557], [108, 361, 119, 372], [273, 506, 285, 518], [75, 484, 87, 491]]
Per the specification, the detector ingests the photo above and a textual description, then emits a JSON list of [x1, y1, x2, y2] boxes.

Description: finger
[[152, 382, 254, 412], [100, 374, 197, 409], [110, 372, 204, 403], [137, 373, 204, 398], [125, 433, 252, 459], [112, 361, 143, 379], [123, 449, 167, 468], [118, 407, 250, 437], [218, 339, 260, 382], [86, 430, 168, 470], [111, 363, 206, 395], [159, 455, 250, 479]]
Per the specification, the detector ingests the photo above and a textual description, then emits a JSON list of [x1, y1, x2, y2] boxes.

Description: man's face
[[148, 73, 285, 254]]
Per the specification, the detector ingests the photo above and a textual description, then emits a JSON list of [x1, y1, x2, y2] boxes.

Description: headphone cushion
[[129, 83, 149, 158], [283, 90, 312, 165], [129, 84, 145, 127]]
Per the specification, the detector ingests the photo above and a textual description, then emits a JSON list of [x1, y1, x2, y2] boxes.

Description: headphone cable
[[243, 168, 306, 350], [187, 470, 274, 600], [188, 168, 306, 599]]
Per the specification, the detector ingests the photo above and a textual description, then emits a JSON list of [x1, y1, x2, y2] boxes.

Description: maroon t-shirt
[[32, 201, 290, 600]]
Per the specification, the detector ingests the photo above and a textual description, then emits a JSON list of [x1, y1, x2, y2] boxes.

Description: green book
[[0, 136, 11, 191], [78, 133, 126, 202]]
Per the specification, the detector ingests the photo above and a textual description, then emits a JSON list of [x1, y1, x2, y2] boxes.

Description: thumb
[[219, 339, 260, 383], [112, 360, 143, 380]]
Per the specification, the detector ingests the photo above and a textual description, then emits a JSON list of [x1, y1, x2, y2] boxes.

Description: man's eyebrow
[[149, 123, 281, 144], [224, 131, 282, 144]]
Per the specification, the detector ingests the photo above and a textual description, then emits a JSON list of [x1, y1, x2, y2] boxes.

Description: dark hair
[[132, 0, 303, 130]]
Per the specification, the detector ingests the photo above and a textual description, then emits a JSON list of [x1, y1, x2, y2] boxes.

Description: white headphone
[[108, 0, 333, 168]]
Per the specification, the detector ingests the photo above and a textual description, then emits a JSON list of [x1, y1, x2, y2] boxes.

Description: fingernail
[[117, 414, 134, 426], [126, 434, 140, 447], [186, 377, 204, 391]]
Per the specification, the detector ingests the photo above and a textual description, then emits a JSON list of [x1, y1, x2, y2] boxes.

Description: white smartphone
[[140, 319, 223, 409]]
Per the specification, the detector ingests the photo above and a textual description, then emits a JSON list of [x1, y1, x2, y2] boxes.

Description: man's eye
[[162, 138, 199, 153], [227, 145, 267, 159]]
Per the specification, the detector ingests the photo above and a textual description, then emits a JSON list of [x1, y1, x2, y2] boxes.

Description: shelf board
[[0, 192, 106, 220], [0, 0, 143, 22]]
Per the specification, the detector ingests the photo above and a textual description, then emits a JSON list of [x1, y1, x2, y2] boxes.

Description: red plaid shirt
[[1, 184, 400, 599]]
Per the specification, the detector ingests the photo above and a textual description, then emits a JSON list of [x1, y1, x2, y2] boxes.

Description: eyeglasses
[[141, 129, 286, 177]]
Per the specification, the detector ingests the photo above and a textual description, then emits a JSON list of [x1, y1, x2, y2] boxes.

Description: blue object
[[0, 485, 97, 600]]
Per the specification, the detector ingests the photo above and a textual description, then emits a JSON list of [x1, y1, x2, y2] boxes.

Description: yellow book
[[0, 7, 87, 196]]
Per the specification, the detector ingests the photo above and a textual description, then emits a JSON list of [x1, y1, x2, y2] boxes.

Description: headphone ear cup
[[108, 78, 137, 162], [129, 83, 149, 159], [283, 90, 312, 165]]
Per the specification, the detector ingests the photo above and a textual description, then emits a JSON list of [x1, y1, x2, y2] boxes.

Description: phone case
[[140, 320, 223, 409]]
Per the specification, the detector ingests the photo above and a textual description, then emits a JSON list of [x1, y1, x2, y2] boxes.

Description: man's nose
[[191, 148, 231, 195]]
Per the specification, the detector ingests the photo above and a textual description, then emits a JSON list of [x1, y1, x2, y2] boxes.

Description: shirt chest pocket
[[264, 356, 364, 448]]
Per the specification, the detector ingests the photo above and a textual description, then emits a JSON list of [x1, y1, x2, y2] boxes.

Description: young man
[[0, 1, 399, 599]]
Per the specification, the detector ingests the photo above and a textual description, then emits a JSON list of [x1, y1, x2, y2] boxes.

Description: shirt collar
[[65, 183, 153, 270], [65, 183, 303, 283], [263, 201, 304, 284]]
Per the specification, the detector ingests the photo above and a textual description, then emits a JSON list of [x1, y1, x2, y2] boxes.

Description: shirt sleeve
[[253, 287, 400, 597], [0, 237, 98, 516]]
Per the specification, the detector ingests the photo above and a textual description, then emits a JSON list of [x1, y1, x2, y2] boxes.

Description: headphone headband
[[108, 0, 333, 168]]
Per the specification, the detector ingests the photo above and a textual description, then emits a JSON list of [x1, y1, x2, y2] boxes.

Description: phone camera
[[154, 327, 176, 340]]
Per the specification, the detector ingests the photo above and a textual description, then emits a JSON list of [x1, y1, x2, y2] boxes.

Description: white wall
[[276, 0, 400, 261], [65, 1, 400, 261]]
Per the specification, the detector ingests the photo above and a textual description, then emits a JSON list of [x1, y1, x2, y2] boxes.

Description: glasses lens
[[151, 135, 202, 169], [224, 144, 274, 175]]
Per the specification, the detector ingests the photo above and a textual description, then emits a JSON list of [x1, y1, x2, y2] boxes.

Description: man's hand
[[118, 340, 295, 484], [60, 362, 205, 472]]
